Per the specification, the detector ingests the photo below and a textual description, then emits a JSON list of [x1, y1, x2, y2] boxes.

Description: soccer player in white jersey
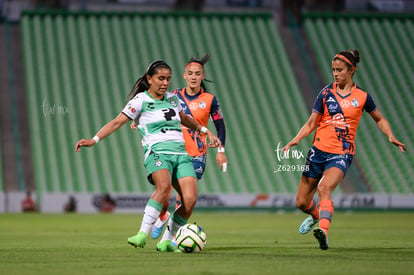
[[75, 60, 221, 252], [131, 55, 228, 240]]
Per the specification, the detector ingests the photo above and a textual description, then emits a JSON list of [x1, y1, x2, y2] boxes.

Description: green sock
[[160, 212, 187, 242]]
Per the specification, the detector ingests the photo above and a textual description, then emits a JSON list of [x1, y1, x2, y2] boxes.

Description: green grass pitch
[[1, 211, 413, 274]]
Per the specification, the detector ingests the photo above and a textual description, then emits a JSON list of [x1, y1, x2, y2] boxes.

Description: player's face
[[147, 68, 171, 99], [332, 59, 355, 86], [184, 63, 205, 91]]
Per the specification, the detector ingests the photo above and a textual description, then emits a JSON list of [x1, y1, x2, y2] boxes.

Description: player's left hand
[[389, 137, 407, 152], [282, 138, 299, 153], [216, 150, 228, 172], [130, 121, 138, 130]]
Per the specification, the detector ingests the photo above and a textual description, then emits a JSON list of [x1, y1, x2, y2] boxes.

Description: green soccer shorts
[[144, 152, 196, 184]]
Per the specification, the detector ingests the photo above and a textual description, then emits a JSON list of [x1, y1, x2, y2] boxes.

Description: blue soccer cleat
[[299, 216, 318, 234], [151, 212, 170, 239]]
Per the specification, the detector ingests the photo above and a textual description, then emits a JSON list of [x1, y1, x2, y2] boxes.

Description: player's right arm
[[75, 113, 130, 151], [282, 112, 321, 152], [76, 96, 141, 152]]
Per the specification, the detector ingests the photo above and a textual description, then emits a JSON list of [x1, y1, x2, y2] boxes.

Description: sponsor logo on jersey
[[326, 113, 349, 129], [128, 105, 136, 113], [340, 99, 351, 109], [333, 113, 344, 121], [178, 99, 187, 111], [213, 107, 224, 120], [189, 102, 199, 110], [328, 104, 338, 112], [326, 97, 336, 103], [351, 99, 359, 107]]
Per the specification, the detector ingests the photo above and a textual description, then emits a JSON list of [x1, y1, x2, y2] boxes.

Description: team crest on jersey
[[169, 97, 177, 107], [155, 160, 163, 167], [351, 99, 359, 107], [199, 101, 206, 109]]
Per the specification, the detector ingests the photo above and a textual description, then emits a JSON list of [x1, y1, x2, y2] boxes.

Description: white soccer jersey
[[122, 91, 186, 156]]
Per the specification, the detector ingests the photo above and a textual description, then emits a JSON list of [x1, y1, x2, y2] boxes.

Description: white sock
[[139, 205, 161, 234], [160, 213, 186, 242]]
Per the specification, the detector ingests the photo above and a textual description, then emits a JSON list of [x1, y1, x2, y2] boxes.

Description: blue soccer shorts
[[302, 146, 353, 179]]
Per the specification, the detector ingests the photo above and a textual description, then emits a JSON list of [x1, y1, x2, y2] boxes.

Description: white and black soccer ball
[[175, 223, 207, 253]]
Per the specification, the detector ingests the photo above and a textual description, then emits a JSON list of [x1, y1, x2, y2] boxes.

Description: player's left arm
[[210, 97, 228, 171], [370, 110, 407, 152]]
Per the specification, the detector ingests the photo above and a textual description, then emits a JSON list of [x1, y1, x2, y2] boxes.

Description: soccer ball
[[175, 223, 207, 253]]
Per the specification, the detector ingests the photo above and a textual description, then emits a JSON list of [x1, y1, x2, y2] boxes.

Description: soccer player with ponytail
[[283, 50, 406, 250], [132, 54, 228, 239], [75, 60, 221, 252]]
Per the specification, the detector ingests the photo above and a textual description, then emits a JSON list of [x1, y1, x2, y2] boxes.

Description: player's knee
[[180, 194, 197, 212], [184, 195, 197, 208], [155, 182, 172, 199], [317, 183, 332, 197], [296, 197, 309, 210]]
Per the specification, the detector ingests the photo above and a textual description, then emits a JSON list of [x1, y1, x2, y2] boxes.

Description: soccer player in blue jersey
[[75, 60, 221, 252], [283, 50, 406, 250]]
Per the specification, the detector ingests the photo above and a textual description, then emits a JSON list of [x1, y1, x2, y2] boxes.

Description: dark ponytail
[[185, 53, 213, 92], [349, 50, 360, 64], [126, 60, 171, 101]]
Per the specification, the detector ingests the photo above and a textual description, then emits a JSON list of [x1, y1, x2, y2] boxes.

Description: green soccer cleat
[[156, 240, 181, 253], [299, 216, 319, 234], [313, 228, 329, 250], [128, 232, 147, 248]]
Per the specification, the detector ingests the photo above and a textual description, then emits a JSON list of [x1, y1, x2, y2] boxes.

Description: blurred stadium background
[[0, 0, 413, 212]]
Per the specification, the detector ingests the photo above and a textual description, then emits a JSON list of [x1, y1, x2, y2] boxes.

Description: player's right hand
[[75, 139, 96, 152]]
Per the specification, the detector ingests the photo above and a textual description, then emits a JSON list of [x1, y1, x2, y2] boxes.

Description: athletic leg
[[313, 167, 343, 250], [151, 188, 173, 239], [317, 167, 343, 235], [157, 176, 197, 252], [296, 175, 319, 215], [159, 177, 197, 241], [128, 169, 172, 248], [297, 175, 320, 234]]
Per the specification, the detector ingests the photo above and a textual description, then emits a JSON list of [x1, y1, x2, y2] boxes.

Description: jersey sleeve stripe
[[121, 111, 134, 120]]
